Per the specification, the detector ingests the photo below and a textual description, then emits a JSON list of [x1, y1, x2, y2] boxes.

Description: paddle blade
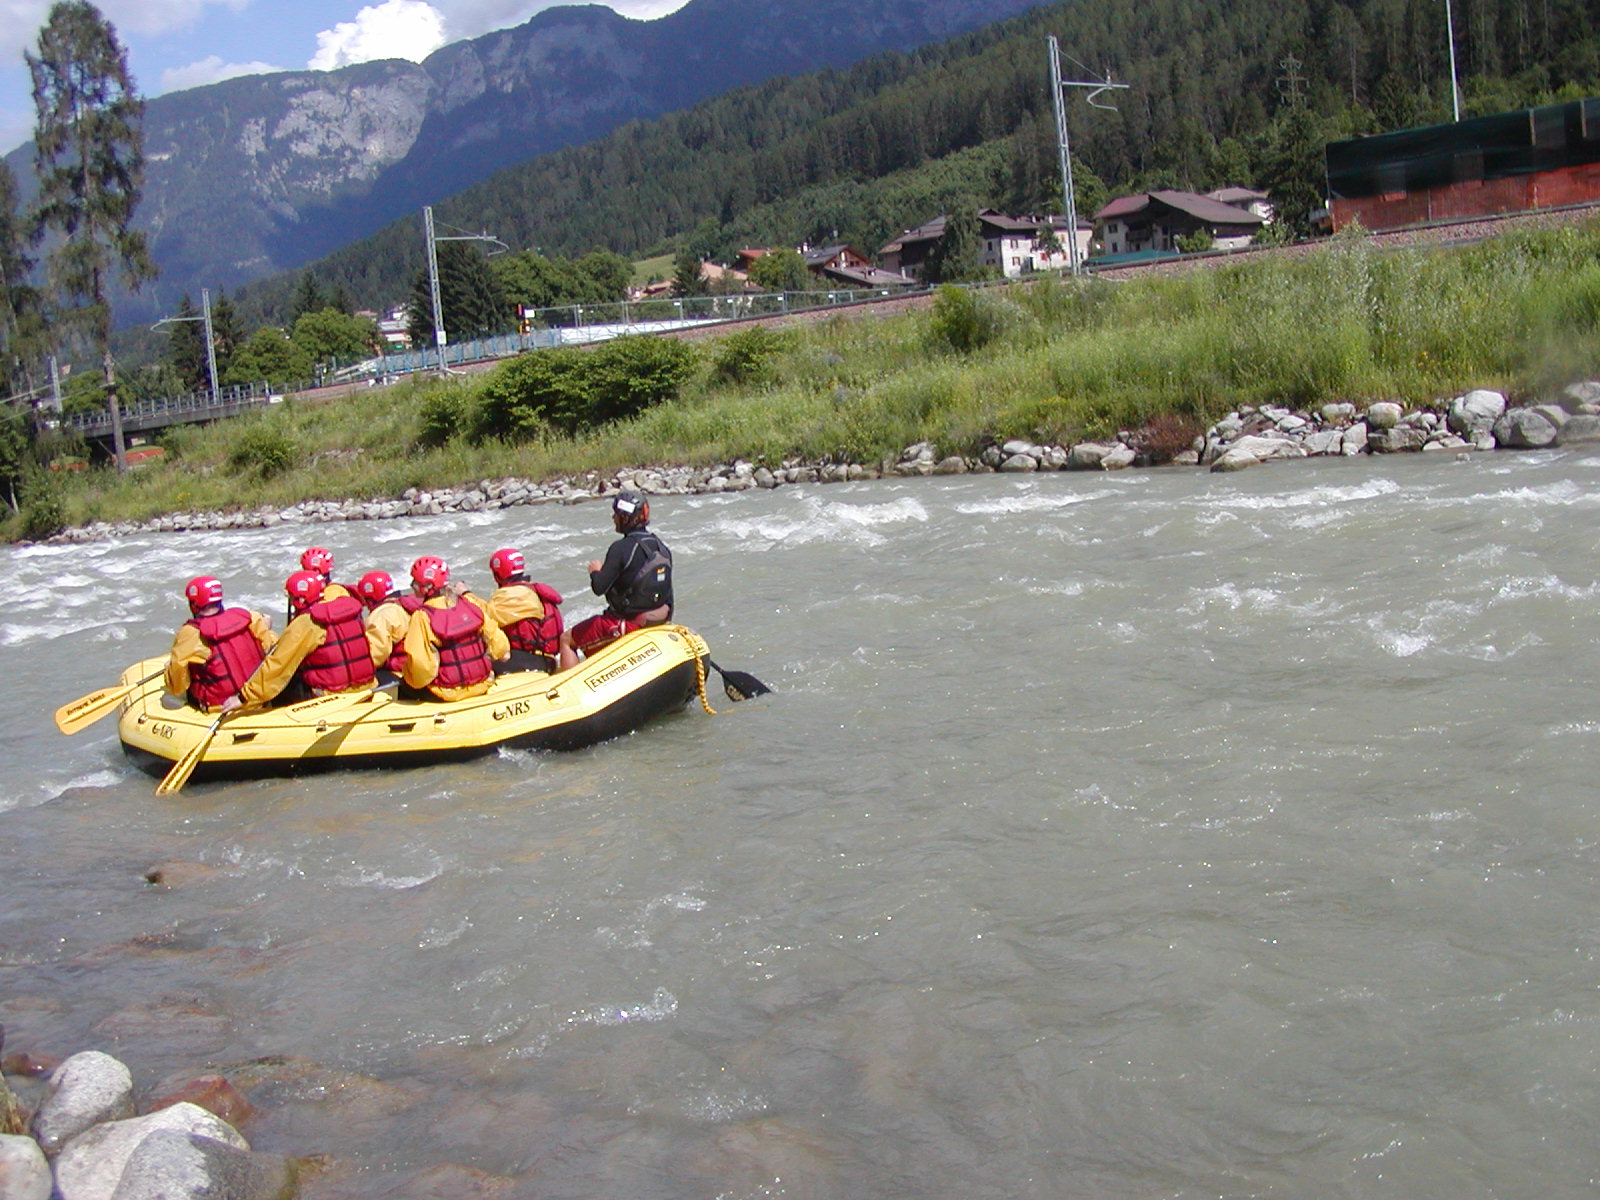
[[55, 682, 134, 734], [708, 660, 771, 702], [155, 717, 222, 796], [54, 669, 163, 735]]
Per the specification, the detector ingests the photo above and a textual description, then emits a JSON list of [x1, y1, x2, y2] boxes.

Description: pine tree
[[27, 0, 155, 471], [210, 289, 241, 381], [924, 204, 982, 284], [406, 242, 510, 350], [291, 271, 328, 321], [0, 162, 45, 402], [167, 293, 206, 392]]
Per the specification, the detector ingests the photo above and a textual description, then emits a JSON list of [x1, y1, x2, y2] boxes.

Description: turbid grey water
[[4, 449, 1599, 1199]]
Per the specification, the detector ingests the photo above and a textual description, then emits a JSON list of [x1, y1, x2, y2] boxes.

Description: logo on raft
[[492, 699, 532, 722], [582, 642, 661, 692], [152, 723, 176, 740]]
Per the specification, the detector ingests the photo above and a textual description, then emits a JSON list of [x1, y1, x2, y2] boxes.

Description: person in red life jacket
[[483, 547, 577, 674], [400, 556, 510, 702], [357, 569, 423, 686], [222, 570, 377, 711], [566, 491, 674, 657], [165, 576, 277, 712], [299, 546, 354, 602]]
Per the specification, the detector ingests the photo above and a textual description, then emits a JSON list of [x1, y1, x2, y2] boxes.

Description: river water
[[4, 449, 1600, 1199]]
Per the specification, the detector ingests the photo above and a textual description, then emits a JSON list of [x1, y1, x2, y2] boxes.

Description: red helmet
[[489, 547, 525, 585], [612, 490, 649, 530], [357, 570, 395, 608], [410, 556, 449, 593], [285, 569, 326, 612], [184, 576, 224, 613], [300, 546, 335, 575]]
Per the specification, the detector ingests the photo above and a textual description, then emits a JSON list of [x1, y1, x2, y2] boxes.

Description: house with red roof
[[1093, 189, 1269, 256]]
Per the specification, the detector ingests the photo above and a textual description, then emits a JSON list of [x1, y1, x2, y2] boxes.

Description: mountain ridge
[[4, 0, 1061, 320]]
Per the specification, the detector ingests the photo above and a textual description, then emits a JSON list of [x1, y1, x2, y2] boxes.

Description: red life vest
[[187, 608, 266, 709], [299, 595, 376, 694], [373, 595, 425, 674], [425, 598, 492, 691], [502, 581, 565, 656]]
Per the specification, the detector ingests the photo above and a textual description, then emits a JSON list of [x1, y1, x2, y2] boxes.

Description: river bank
[[38, 381, 1600, 545], [15, 217, 1600, 544]]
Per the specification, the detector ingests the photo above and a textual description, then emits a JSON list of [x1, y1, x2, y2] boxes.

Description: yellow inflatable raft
[[117, 625, 713, 781]]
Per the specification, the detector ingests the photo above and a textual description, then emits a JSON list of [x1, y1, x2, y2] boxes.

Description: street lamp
[[152, 287, 220, 399]]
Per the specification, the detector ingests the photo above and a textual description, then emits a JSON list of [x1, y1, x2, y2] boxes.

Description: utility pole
[[1048, 37, 1128, 275], [152, 289, 220, 399], [1445, 0, 1462, 120], [423, 206, 508, 373]]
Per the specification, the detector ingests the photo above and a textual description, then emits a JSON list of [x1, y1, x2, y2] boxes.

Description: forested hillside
[[235, 0, 1600, 323]]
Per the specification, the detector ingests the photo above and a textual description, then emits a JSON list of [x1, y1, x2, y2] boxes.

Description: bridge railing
[[64, 283, 927, 438]]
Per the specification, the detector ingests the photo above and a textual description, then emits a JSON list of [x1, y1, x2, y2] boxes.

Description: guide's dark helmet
[[612, 491, 649, 530]]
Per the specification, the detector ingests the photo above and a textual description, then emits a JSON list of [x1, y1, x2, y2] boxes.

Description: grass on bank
[[13, 218, 1600, 539]]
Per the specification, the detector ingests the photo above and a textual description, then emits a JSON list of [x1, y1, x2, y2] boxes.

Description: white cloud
[[422, 0, 690, 42], [0, 0, 248, 70], [309, 0, 447, 70], [158, 54, 281, 93]]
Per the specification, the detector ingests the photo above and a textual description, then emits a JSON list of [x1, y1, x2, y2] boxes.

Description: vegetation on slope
[[231, 0, 1600, 325]]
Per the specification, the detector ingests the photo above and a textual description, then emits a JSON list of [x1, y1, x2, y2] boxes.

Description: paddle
[[55, 669, 164, 735], [704, 658, 771, 702], [154, 714, 227, 796]]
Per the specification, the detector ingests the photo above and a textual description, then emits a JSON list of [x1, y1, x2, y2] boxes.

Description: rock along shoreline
[[42, 382, 1600, 545]]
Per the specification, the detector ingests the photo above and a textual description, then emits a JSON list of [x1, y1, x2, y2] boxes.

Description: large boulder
[[32, 1052, 134, 1154], [1446, 389, 1507, 437], [103, 1128, 294, 1200], [0, 1134, 50, 1200], [1368, 426, 1428, 452], [1492, 407, 1560, 448], [1341, 423, 1370, 456], [1365, 401, 1404, 429], [1210, 436, 1307, 472], [53, 1103, 248, 1200], [1556, 413, 1600, 444]]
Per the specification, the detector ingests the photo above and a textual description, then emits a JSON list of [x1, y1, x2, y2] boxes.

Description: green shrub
[[926, 285, 1004, 355], [226, 423, 299, 478], [417, 388, 471, 447], [583, 336, 699, 425], [476, 336, 699, 440], [475, 350, 592, 441], [711, 327, 789, 385], [19, 470, 65, 540]]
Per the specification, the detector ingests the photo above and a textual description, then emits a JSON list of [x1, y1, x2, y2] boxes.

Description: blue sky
[[1, 0, 692, 157]]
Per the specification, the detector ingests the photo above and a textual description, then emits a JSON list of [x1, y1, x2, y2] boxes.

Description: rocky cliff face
[[5, 0, 1057, 318]]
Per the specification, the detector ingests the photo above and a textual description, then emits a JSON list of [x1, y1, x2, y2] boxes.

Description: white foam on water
[[1374, 628, 1433, 657], [570, 987, 678, 1029], [1, 768, 126, 813], [954, 487, 1119, 515], [0, 620, 78, 648], [704, 494, 928, 550], [340, 854, 448, 890], [1198, 477, 1403, 512], [1181, 583, 1339, 621]]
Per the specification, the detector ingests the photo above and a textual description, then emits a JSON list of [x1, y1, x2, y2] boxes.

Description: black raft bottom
[[124, 661, 701, 784]]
